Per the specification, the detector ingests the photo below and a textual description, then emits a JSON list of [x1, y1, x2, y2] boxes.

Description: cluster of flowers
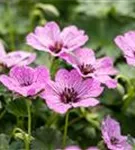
[[0, 21, 133, 150]]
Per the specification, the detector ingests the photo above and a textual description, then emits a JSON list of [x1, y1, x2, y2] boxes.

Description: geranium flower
[[0, 65, 50, 97], [0, 41, 36, 68], [61, 48, 117, 88], [114, 31, 135, 66], [101, 116, 132, 150], [41, 69, 103, 114], [26, 21, 88, 57]]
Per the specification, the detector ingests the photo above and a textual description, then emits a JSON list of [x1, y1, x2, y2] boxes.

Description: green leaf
[[31, 126, 62, 150], [9, 140, 24, 150], [76, 0, 135, 17], [117, 63, 135, 79], [35, 3, 60, 17], [0, 134, 9, 150], [6, 98, 28, 117]]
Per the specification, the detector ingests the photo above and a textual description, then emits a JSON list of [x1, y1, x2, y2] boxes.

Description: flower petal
[[0, 75, 19, 91], [95, 75, 117, 88], [45, 96, 71, 114], [34, 66, 50, 83], [2, 51, 36, 67], [95, 56, 118, 75], [72, 98, 99, 108], [114, 32, 135, 57], [61, 26, 88, 50], [78, 79, 104, 98], [55, 69, 82, 89], [61, 48, 96, 68], [26, 33, 47, 50], [9, 66, 34, 84]]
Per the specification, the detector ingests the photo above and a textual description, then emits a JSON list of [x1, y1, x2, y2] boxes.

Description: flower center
[[20, 80, 33, 87], [79, 64, 95, 75], [49, 42, 63, 54], [60, 87, 78, 104], [110, 137, 119, 145], [19, 76, 34, 87]]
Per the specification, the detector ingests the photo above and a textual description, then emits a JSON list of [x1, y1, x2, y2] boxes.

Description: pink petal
[[3, 51, 36, 67], [60, 52, 79, 67], [55, 69, 82, 89], [78, 79, 104, 98], [114, 34, 134, 57], [94, 56, 118, 75], [95, 75, 117, 88], [0, 75, 19, 91], [67, 35, 88, 51], [73, 48, 96, 65], [126, 56, 135, 66], [43, 21, 60, 42], [34, 66, 50, 83], [72, 98, 99, 108], [45, 96, 71, 114], [26, 33, 47, 50], [65, 145, 81, 150], [123, 31, 135, 50], [60, 26, 88, 50], [34, 26, 53, 47], [9, 66, 34, 82]]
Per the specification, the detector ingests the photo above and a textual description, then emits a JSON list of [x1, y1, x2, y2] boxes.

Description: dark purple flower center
[[79, 64, 95, 75], [20, 80, 33, 87], [18, 75, 34, 87], [49, 42, 63, 54], [60, 87, 79, 104], [110, 137, 119, 145]]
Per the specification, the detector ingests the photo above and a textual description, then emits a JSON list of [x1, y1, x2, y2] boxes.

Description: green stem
[[25, 100, 32, 150], [46, 112, 58, 127], [0, 109, 6, 120], [62, 111, 70, 149], [61, 116, 83, 131]]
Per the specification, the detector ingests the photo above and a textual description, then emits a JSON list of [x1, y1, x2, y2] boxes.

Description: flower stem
[[0, 109, 6, 120], [62, 111, 70, 149], [25, 100, 32, 150]]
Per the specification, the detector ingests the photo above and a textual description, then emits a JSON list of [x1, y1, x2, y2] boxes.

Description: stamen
[[110, 137, 119, 145], [60, 87, 79, 104], [49, 42, 63, 54], [79, 64, 95, 75]]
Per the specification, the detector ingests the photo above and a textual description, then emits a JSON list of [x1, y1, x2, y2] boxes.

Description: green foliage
[[6, 98, 28, 117], [0, 0, 135, 149], [31, 126, 62, 150], [0, 134, 9, 150]]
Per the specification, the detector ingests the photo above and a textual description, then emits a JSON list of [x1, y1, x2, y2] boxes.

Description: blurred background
[[1, 0, 135, 74], [1, 0, 135, 148]]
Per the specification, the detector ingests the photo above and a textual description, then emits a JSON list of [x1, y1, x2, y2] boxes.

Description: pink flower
[[41, 69, 103, 114], [61, 48, 117, 88], [26, 21, 88, 57], [0, 65, 50, 97], [0, 41, 36, 68], [101, 116, 132, 150], [114, 31, 135, 66]]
